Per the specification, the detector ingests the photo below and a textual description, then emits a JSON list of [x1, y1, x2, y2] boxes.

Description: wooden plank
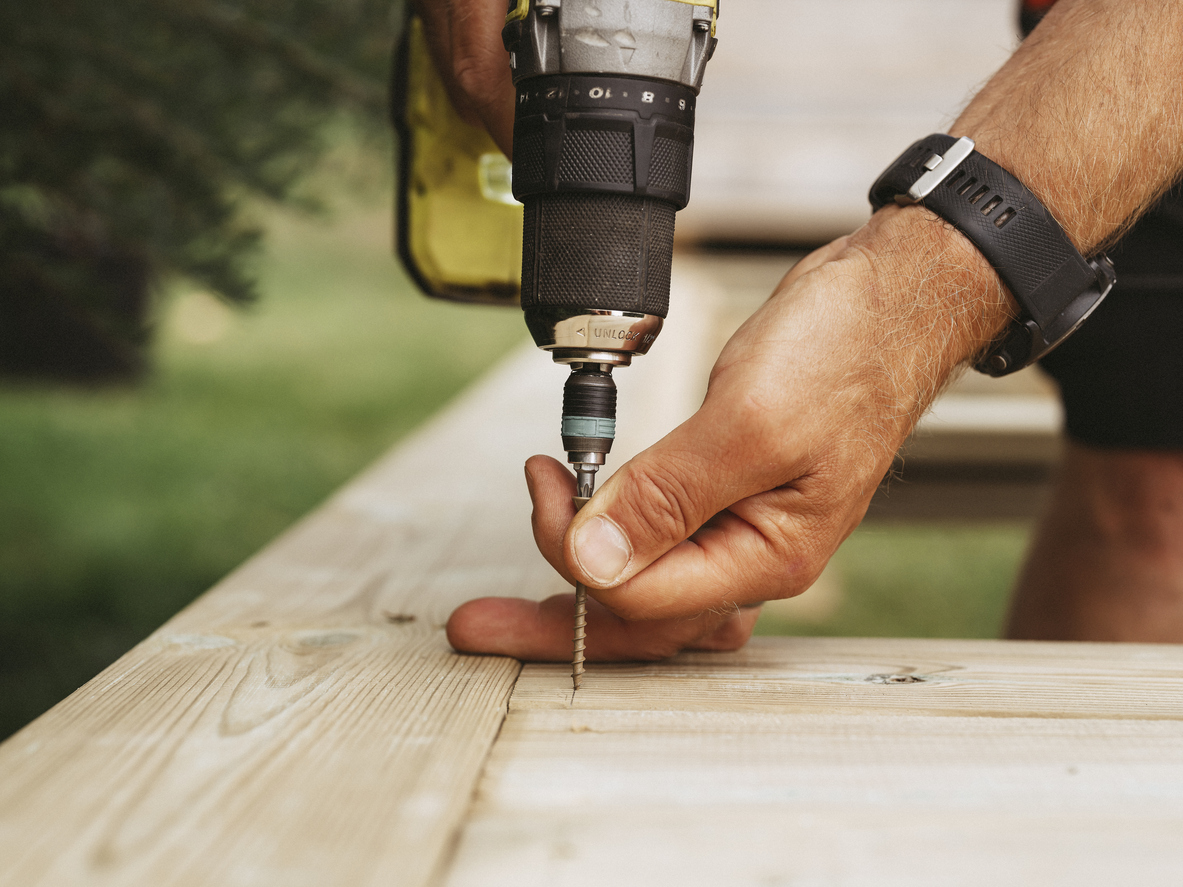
[[0, 264, 720, 887], [0, 357, 544, 887], [445, 710, 1183, 887], [442, 637, 1183, 886], [508, 636, 1183, 720]]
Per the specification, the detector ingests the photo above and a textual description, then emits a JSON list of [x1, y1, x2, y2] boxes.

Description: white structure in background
[[681, 0, 1018, 244]]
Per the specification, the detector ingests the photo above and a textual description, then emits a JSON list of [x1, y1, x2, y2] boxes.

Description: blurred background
[[1, 0, 1045, 739]]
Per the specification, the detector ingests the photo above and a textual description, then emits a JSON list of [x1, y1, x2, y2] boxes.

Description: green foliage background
[[0, 0, 399, 378]]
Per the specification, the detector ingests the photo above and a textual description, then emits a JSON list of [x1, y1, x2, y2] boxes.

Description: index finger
[[446, 594, 761, 661]]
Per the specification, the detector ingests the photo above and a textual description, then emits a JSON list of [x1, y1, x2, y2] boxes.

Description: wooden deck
[[449, 639, 1183, 887], [2, 258, 1181, 886]]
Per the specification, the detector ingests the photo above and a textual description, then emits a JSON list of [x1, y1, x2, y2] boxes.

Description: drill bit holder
[[561, 364, 617, 466]]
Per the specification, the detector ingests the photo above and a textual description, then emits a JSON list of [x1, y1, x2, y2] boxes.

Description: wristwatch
[[869, 134, 1116, 376]]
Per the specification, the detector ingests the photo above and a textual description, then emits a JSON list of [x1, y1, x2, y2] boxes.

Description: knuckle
[[450, 58, 488, 101], [449, 51, 506, 113], [757, 487, 842, 561], [748, 519, 830, 602], [772, 548, 829, 601], [697, 619, 750, 652], [618, 461, 700, 546]]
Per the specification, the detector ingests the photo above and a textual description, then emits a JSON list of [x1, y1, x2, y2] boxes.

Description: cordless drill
[[500, 0, 718, 688]]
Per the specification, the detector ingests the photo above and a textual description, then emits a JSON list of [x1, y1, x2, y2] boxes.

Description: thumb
[[565, 396, 775, 592]]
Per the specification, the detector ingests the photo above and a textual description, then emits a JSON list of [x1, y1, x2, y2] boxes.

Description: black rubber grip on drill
[[512, 74, 696, 207], [513, 74, 696, 318], [520, 193, 674, 316]]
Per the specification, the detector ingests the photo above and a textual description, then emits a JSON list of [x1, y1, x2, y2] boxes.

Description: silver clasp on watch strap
[[896, 136, 976, 205]]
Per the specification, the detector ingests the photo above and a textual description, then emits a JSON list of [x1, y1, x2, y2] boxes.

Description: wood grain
[[0, 265, 720, 887], [446, 710, 1183, 887], [509, 636, 1183, 720], [0, 363, 546, 886], [443, 637, 1183, 886]]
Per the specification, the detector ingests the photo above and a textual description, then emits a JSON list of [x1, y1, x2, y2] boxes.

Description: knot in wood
[[866, 673, 925, 684]]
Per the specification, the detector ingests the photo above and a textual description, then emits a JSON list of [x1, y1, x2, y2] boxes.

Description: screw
[[573, 585, 587, 691], [570, 491, 594, 693]]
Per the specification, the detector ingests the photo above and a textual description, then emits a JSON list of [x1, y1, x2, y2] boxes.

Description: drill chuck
[[513, 75, 691, 360]]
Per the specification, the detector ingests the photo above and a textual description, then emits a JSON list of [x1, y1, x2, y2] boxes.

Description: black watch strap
[[869, 134, 1115, 376]]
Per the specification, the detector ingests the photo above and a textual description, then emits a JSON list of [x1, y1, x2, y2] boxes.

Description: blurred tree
[[0, 0, 398, 381]]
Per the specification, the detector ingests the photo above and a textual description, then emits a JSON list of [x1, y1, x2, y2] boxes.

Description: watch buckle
[[897, 136, 976, 205]]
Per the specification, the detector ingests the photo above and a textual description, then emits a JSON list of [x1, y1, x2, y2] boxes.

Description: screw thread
[[572, 584, 587, 691]]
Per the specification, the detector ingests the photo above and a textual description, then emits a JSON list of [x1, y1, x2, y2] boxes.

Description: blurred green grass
[[754, 524, 1030, 640], [0, 180, 1033, 741]]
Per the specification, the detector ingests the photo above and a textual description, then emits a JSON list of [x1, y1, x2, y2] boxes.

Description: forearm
[[816, 207, 1011, 447], [953, 0, 1183, 252], [837, 0, 1183, 426]]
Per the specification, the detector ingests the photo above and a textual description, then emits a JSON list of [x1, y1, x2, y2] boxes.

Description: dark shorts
[[1038, 183, 1183, 450]]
